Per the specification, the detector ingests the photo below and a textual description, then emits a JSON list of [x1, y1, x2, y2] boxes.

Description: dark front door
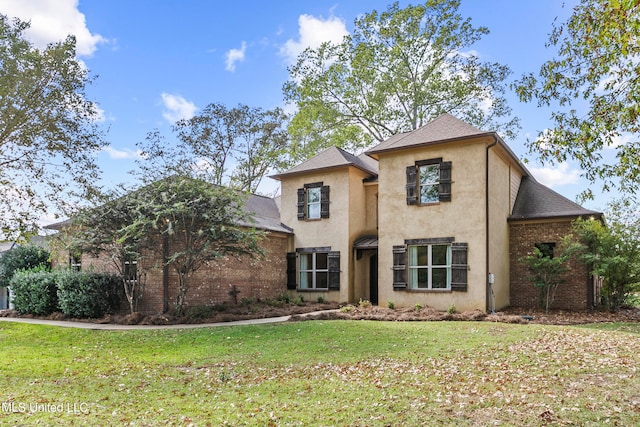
[[369, 254, 378, 305]]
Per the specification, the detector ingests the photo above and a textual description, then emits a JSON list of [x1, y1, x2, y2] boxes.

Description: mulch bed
[[2, 303, 639, 326]]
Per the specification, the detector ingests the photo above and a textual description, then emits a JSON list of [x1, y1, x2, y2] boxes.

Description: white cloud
[[529, 163, 581, 188], [102, 146, 142, 160], [160, 93, 197, 124], [280, 14, 349, 64], [0, 0, 108, 56], [609, 132, 634, 149], [225, 41, 247, 72]]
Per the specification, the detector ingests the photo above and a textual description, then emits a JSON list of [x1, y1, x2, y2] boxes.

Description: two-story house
[[274, 114, 601, 312]]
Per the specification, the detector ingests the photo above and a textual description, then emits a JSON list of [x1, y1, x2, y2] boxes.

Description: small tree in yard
[[126, 175, 264, 314], [0, 244, 50, 288], [67, 188, 146, 315], [520, 246, 570, 312], [568, 205, 640, 311]]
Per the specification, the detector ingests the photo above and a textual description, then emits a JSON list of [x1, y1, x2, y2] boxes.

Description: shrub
[[358, 298, 372, 308], [387, 300, 395, 309], [56, 270, 123, 318], [9, 267, 58, 315], [415, 303, 423, 311], [447, 304, 456, 314], [0, 245, 50, 287], [185, 305, 214, 319]]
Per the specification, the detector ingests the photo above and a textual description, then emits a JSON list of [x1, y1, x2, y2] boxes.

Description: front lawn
[[1, 320, 638, 426]]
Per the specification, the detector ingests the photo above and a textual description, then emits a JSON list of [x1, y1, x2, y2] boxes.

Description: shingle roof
[[241, 193, 293, 234], [271, 146, 378, 179], [366, 113, 489, 155], [509, 176, 601, 220]]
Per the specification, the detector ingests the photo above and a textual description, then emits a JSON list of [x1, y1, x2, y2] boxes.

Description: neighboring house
[[50, 114, 600, 313], [273, 114, 601, 311]]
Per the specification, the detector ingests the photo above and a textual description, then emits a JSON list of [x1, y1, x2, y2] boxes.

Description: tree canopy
[[514, 0, 640, 200], [283, 0, 519, 161], [137, 103, 288, 194], [0, 15, 105, 238]]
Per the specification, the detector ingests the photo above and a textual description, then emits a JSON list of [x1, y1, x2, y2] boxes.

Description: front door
[[369, 254, 378, 305]]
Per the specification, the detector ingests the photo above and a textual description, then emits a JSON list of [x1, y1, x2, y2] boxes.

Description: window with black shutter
[[392, 245, 407, 289], [286, 252, 297, 290], [406, 158, 452, 205], [328, 251, 340, 290], [297, 182, 330, 220]]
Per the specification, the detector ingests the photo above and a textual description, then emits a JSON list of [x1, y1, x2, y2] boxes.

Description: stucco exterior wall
[[376, 137, 496, 312]]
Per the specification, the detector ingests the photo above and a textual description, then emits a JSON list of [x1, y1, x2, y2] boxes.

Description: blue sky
[[0, 0, 614, 224]]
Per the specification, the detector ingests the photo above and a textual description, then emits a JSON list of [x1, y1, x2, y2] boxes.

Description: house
[[273, 114, 601, 311], [52, 114, 600, 313]]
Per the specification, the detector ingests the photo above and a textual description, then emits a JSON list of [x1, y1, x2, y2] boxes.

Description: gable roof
[[366, 114, 490, 156], [271, 146, 378, 179], [509, 176, 602, 221]]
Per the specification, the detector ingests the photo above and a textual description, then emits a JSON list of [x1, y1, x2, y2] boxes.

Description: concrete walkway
[[0, 310, 337, 331]]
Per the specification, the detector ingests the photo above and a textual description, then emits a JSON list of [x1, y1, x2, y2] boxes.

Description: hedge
[[9, 267, 58, 315], [56, 270, 123, 318]]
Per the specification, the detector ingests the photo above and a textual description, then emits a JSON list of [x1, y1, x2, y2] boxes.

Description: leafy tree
[[0, 15, 105, 237], [520, 245, 570, 312], [0, 244, 50, 288], [568, 204, 640, 310], [65, 187, 146, 315], [513, 0, 640, 200], [283, 0, 519, 160], [137, 103, 288, 193], [124, 175, 264, 313]]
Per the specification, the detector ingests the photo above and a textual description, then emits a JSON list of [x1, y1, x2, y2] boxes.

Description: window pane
[[409, 246, 429, 267], [307, 187, 320, 203], [300, 272, 312, 289], [316, 272, 328, 289], [316, 253, 328, 270], [431, 245, 448, 266], [419, 165, 439, 184], [420, 184, 439, 203], [300, 253, 312, 270], [416, 269, 429, 288], [432, 268, 448, 289], [307, 203, 320, 219]]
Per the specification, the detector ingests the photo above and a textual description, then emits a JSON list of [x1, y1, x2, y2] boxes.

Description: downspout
[[485, 135, 498, 312]]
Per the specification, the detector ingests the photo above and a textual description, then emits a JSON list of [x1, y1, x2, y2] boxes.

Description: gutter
[[486, 135, 498, 312]]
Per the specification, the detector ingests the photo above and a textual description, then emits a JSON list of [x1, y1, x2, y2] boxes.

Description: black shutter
[[451, 242, 468, 291], [439, 161, 452, 202], [320, 185, 330, 218], [392, 245, 407, 289], [406, 166, 417, 205], [286, 252, 297, 290], [328, 251, 340, 290], [297, 188, 306, 220]]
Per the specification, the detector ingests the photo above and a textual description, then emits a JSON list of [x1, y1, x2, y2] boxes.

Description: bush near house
[[56, 270, 123, 318], [9, 267, 58, 315], [9, 269, 123, 318], [0, 244, 50, 287]]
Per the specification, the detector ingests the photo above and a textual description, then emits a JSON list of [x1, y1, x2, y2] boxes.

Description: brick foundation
[[509, 220, 593, 310]]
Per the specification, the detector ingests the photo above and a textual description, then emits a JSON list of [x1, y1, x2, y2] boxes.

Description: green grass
[[1, 320, 639, 426]]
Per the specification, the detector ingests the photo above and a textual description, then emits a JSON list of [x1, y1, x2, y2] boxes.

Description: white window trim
[[408, 244, 451, 290], [299, 252, 328, 289]]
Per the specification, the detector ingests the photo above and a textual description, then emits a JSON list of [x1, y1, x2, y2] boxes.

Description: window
[[307, 187, 321, 219], [286, 250, 341, 290], [393, 241, 468, 291], [69, 252, 81, 272], [297, 183, 330, 220], [408, 244, 451, 289], [299, 252, 329, 289], [406, 159, 452, 205], [124, 259, 138, 283], [535, 242, 556, 258]]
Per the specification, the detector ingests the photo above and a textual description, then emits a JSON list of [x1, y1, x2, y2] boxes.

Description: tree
[[513, 0, 640, 200], [520, 245, 570, 312], [0, 244, 50, 288], [0, 15, 106, 238], [283, 0, 519, 160], [568, 204, 640, 310], [137, 103, 288, 193], [65, 187, 146, 315], [124, 175, 264, 313]]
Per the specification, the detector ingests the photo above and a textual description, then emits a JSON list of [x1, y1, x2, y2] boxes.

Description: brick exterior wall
[[509, 220, 593, 310], [62, 232, 290, 314]]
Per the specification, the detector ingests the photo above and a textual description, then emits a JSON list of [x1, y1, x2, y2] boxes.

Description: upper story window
[[124, 259, 138, 284], [406, 158, 452, 205], [297, 182, 330, 220]]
